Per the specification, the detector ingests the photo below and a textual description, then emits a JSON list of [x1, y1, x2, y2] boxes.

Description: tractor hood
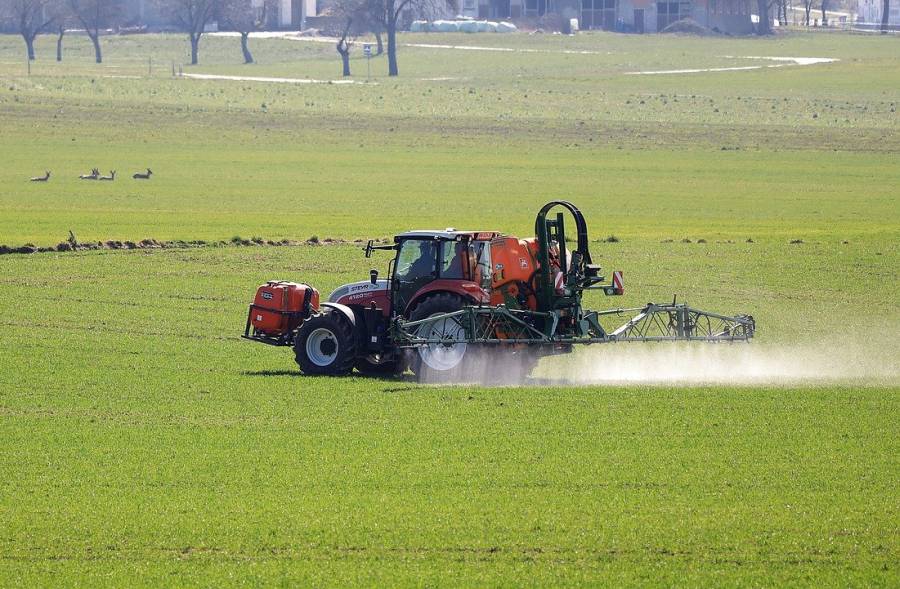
[[328, 280, 390, 303]]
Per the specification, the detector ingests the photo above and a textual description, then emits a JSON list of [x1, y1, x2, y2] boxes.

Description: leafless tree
[[67, 0, 122, 63], [157, 0, 218, 65], [221, 0, 271, 63], [882, 0, 891, 32], [329, 0, 384, 55], [336, 17, 353, 76], [369, 0, 455, 76], [802, 0, 813, 25], [369, 2, 383, 56], [51, 2, 74, 61], [820, 0, 827, 24], [755, 0, 773, 33], [54, 24, 64, 59], [4, 0, 56, 60]]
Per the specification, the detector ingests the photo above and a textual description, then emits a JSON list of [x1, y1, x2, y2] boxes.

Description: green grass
[[0, 247, 897, 585], [0, 32, 897, 246], [0, 30, 897, 585]]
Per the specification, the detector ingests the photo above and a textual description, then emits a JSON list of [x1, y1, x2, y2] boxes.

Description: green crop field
[[0, 30, 897, 585]]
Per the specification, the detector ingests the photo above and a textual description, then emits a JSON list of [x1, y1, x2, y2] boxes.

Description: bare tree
[[221, 0, 270, 63], [158, 0, 218, 65], [369, 0, 455, 76], [55, 24, 64, 59], [755, 0, 772, 33], [67, 0, 122, 63], [330, 0, 383, 55], [4, 0, 56, 60], [371, 8, 383, 55], [802, 0, 812, 24], [51, 2, 74, 61], [820, 0, 827, 24], [336, 17, 353, 76], [882, 0, 891, 32]]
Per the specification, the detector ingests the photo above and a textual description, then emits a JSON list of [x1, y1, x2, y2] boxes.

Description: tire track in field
[[0, 541, 861, 566], [8, 293, 232, 311], [0, 319, 234, 342], [625, 56, 838, 75], [403, 42, 610, 55], [180, 73, 371, 85]]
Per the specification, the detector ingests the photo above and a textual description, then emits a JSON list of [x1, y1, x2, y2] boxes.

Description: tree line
[[1, 0, 455, 75]]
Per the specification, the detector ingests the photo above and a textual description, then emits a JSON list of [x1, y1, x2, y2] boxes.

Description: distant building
[[121, 0, 319, 29], [121, 0, 162, 27], [274, 0, 319, 28], [122, 0, 755, 33], [858, 0, 900, 25], [458, 0, 754, 33]]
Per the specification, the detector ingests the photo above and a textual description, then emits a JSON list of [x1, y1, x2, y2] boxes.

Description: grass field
[[0, 30, 898, 585]]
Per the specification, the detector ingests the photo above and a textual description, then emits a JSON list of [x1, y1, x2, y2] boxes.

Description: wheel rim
[[306, 327, 339, 367], [417, 314, 467, 372]]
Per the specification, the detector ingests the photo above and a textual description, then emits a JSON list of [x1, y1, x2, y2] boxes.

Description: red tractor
[[243, 201, 754, 379]]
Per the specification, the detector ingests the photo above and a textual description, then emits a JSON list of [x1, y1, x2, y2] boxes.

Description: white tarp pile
[[410, 19, 518, 33]]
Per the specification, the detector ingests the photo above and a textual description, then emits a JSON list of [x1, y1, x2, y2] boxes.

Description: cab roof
[[395, 230, 501, 241]]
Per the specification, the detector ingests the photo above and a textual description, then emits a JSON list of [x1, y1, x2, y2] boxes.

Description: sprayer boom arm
[[393, 303, 754, 347]]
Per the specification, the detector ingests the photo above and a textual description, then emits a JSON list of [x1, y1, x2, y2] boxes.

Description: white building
[[449, 0, 754, 34], [276, 0, 319, 28], [858, 0, 899, 25]]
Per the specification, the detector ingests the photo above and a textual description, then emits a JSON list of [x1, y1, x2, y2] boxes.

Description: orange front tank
[[250, 281, 320, 336]]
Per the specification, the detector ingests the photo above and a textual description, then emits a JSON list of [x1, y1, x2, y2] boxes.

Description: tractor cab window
[[471, 241, 492, 287], [440, 240, 469, 279], [395, 239, 438, 281]]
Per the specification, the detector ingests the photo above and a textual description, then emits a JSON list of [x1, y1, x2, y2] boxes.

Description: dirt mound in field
[[661, 18, 717, 36], [0, 236, 390, 255]]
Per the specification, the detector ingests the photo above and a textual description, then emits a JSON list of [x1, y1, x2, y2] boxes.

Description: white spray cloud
[[532, 337, 900, 387], [410, 330, 899, 387]]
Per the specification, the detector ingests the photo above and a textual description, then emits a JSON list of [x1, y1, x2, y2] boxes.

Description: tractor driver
[[398, 239, 438, 281]]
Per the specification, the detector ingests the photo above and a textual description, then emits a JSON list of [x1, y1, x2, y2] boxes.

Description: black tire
[[354, 353, 407, 376], [294, 309, 357, 376], [407, 293, 470, 383]]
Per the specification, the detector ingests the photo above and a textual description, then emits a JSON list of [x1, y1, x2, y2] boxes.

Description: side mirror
[[370, 269, 379, 285]]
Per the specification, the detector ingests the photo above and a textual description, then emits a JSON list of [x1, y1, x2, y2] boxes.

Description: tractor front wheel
[[294, 309, 357, 376]]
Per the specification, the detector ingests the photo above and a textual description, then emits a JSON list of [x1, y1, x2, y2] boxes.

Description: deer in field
[[132, 168, 152, 179], [79, 168, 100, 180], [30, 171, 51, 182], [98, 170, 116, 181]]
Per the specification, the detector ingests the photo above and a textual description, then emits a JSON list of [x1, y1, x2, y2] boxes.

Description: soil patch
[[0, 236, 389, 256]]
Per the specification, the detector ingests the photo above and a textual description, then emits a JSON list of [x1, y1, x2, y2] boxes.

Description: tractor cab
[[366, 230, 498, 316]]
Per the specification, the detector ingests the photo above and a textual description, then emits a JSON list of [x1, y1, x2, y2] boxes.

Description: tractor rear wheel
[[294, 309, 357, 376]]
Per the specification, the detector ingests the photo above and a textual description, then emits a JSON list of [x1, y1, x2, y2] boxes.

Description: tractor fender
[[320, 302, 357, 327], [405, 280, 489, 316]]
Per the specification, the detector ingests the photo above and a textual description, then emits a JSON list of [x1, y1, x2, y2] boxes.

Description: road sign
[[363, 44, 372, 81]]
